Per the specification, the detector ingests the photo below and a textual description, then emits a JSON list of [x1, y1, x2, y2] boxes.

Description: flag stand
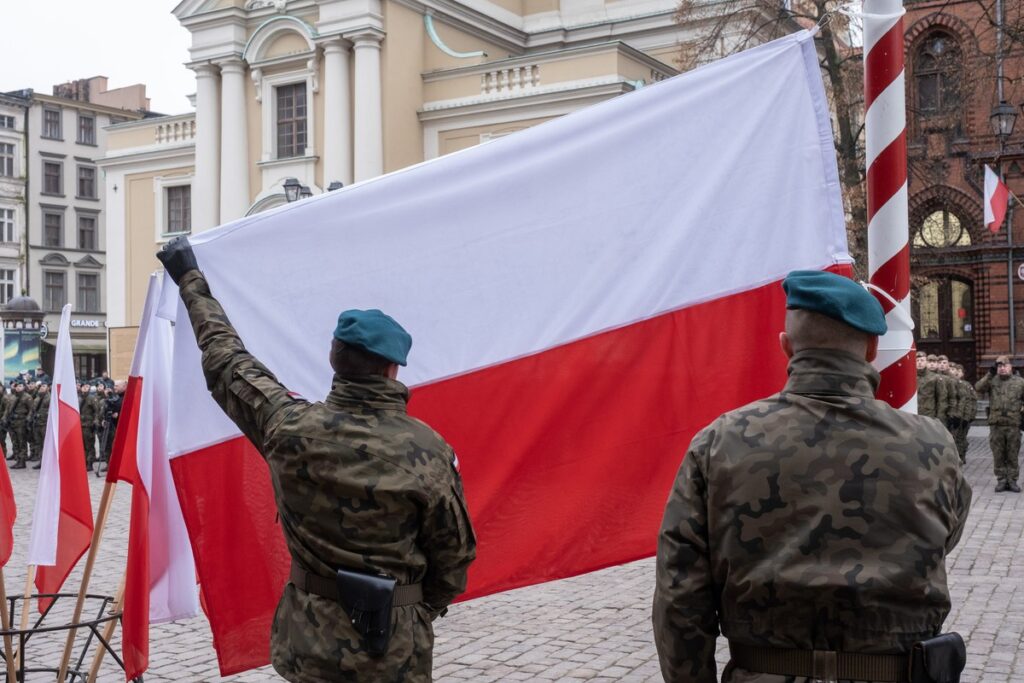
[[86, 574, 124, 683], [13, 565, 34, 671], [0, 569, 16, 683], [56, 482, 117, 682]]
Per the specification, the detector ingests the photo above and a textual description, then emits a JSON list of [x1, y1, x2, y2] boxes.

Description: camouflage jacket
[[6, 392, 33, 425], [916, 369, 938, 418], [79, 394, 101, 428], [653, 349, 971, 683], [32, 393, 49, 428], [0, 394, 12, 423], [956, 379, 977, 423], [975, 372, 1024, 427], [178, 270, 476, 682]]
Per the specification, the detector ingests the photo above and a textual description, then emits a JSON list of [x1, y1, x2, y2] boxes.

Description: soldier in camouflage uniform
[[975, 355, 1024, 492], [653, 270, 971, 683], [950, 364, 976, 463], [79, 385, 101, 469], [30, 384, 50, 470], [5, 382, 34, 469], [158, 236, 476, 683], [0, 385, 13, 461], [916, 351, 940, 418]]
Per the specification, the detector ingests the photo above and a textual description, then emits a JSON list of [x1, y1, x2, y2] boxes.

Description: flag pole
[[85, 573, 124, 683], [55, 481, 117, 682], [14, 565, 34, 671], [0, 568, 16, 683]]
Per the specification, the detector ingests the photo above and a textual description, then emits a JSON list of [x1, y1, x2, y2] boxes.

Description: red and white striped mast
[[863, 0, 916, 411]]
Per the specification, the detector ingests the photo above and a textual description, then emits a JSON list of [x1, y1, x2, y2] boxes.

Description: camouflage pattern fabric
[[80, 393, 101, 465], [953, 378, 977, 462], [653, 349, 971, 683], [988, 426, 1020, 485], [916, 369, 939, 418], [974, 373, 1024, 486], [177, 270, 477, 683], [0, 392, 13, 457], [934, 372, 954, 424], [7, 392, 33, 466], [32, 391, 49, 460]]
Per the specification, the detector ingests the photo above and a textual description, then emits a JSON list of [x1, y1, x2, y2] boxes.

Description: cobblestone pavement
[[1, 430, 1020, 681]]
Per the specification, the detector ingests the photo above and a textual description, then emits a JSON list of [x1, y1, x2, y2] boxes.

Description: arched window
[[914, 31, 963, 115], [913, 208, 971, 248]]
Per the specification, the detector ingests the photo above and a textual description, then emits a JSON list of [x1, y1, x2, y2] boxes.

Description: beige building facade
[[103, 0, 752, 349]]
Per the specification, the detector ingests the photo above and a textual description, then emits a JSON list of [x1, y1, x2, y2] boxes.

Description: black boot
[[30, 461, 40, 470], [1009, 481, 1022, 493], [996, 480, 1009, 492], [11, 459, 25, 470]]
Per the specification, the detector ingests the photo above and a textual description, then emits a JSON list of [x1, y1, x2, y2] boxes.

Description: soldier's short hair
[[937, 355, 949, 362], [784, 309, 871, 356], [331, 340, 394, 378], [926, 354, 938, 362], [916, 351, 926, 359]]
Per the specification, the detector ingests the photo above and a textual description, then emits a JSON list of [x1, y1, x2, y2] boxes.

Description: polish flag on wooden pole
[[26, 304, 92, 608], [985, 165, 1011, 233], [0, 458, 17, 682]]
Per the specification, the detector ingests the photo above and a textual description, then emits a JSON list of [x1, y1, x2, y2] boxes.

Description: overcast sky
[[0, 2, 194, 115]]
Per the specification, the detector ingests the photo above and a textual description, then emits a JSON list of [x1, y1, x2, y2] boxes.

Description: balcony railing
[[155, 119, 196, 145], [480, 65, 540, 95]]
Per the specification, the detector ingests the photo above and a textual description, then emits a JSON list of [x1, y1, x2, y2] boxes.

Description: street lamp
[[283, 177, 302, 203], [327, 181, 344, 192], [990, 101, 1017, 140], [299, 185, 313, 200]]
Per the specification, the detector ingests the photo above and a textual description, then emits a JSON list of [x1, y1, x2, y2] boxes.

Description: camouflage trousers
[[9, 424, 28, 465], [81, 427, 96, 465], [271, 584, 434, 682], [954, 423, 970, 461], [989, 426, 1021, 484]]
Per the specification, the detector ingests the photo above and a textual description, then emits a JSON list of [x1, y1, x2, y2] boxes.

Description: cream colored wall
[[124, 166, 192, 325], [423, 19, 514, 72], [646, 46, 682, 70], [314, 59, 325, 188], [438, 116, 553, 155], [383, 1, 427, 173], [266, 32, 310, 58], [106, 125, 158, 151], [523, 0, 559, 14]]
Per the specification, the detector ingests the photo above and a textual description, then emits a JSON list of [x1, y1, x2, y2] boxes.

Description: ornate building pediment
[[245, 0, 288, 10]]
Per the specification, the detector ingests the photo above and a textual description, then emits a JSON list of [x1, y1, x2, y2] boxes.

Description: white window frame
[[153, 174, 194, 241], [76, 271, 100, 313], [42, 107, 63, 140], [0, 268, 16, 305], [256, 67, 318, 162], [0, 206, 16, 243], [0, 142, 14, 177]]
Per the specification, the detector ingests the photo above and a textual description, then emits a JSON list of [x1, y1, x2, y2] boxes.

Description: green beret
[[782, 270, 887, 336], [333, 309, 412, 366]]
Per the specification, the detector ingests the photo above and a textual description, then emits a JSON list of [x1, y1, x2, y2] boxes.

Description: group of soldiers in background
[[918, 350, 1024, 493], [916, 352, 977, 461], [0, 372, 125, 472]]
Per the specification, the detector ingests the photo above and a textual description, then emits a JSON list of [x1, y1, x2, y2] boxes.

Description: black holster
[[909, 633, 966, 683], [335, 568, 396, 656]]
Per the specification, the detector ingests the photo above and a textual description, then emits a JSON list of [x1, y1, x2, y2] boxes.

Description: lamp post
[[991, 101, 1018, 356], [327, 181, 344, 192], [283, 177, 302, 203], [299, 185, 313, 200]]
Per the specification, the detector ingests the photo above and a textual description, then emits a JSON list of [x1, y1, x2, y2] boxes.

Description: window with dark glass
[[0, 269, 15, 304], [78, 114, 95, 144], [78, 215, 96, 250], [43, 108, 62, 139], [166, 185, 191, 234], [276, 83, 307, 159], [77, 273, 99, 313], [915, 32, 963, 115], [43, 212, 62, 247], [77, 166, 96, 198], [44, 271, 66, 311], [0, 143, 12, 177], [913, 209, 970, 248], [0, 116, 14, 129], [0, 208, 13, 242], [43, 161, 62, 195]]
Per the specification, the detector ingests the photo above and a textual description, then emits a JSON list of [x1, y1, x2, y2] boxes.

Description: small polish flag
[[985, 165, 1011, 233]]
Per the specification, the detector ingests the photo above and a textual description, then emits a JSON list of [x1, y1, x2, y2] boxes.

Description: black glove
[[156, 236, 199, 285], [990, 363, 998, 376]]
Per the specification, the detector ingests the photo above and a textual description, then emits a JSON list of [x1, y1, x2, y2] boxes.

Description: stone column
[[352, 32, 384, 182], [218, 58, 251, 221], [193, 64, 221, 232], [323, 39, 353, 187]]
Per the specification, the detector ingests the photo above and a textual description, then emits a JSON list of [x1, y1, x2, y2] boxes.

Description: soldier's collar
[[326, 374, 410, 411], [782, 348, 879, 399]]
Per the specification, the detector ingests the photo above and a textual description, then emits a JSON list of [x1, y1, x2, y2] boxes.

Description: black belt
[[729, 641, 910, 682], [289, 562, 423, 607]]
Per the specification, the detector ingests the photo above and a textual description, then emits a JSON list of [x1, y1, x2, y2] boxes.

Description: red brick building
[[905, 0, 1024, 379]]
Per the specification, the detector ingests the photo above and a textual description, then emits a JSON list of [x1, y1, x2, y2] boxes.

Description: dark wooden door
[[913, 276, 978, 380]]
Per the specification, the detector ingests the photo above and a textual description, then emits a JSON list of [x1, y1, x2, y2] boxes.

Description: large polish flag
[[110, 274, 200, 680], [27, 305, 92, 609], [985, 165, 1011, 232], [161, 30, 848, 674]]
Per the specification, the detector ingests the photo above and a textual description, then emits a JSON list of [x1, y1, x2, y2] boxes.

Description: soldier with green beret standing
[[653, 270, 971, 683], [975, 354, 1024, 492], [157, 236, 476, 683]]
